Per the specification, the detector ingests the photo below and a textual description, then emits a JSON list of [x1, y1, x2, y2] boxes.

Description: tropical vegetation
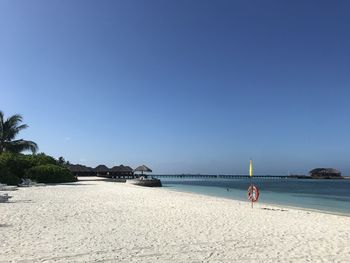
[[0, 111, 76, 185], [0, 111, 38, 154], [0, 152, 77, 185], [26, 164, 76, 183]]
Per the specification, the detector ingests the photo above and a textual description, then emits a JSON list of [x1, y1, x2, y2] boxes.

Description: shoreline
[[160, 185, 350, 218]]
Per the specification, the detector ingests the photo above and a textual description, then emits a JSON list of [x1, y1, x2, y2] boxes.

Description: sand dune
[[1, 177, 349, 262]]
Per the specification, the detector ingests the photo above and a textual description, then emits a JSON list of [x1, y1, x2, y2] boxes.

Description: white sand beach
[[1, 177, 350, 262]]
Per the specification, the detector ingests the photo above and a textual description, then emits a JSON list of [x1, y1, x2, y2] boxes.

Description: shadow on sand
[[77, 177, 127, 183], [9, 199, 35, 204], [42, 179, 125, 187], [41, 184, 97, 187]]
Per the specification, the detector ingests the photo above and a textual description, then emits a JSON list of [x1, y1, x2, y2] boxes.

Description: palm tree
[[0, 111, 38, 154]]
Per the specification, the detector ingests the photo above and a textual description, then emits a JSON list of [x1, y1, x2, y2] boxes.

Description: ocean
[[154, 176, 350, 215]]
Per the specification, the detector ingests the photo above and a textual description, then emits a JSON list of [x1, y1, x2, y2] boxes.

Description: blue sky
[[1, 0, 350, 175]]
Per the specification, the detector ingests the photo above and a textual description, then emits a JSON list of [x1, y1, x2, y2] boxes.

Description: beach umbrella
[[134, 165, 152, 175]]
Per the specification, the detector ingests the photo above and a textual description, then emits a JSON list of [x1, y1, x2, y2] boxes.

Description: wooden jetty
[[153, 174, 311, 180]]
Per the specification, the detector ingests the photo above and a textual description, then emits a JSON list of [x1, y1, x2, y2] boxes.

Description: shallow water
[[155, 176, 350, 215]]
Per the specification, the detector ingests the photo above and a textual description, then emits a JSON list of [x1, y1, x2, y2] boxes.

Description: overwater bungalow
[[67, 163, 135, 178], [94, 165, 110, 177], [110, 165, 134, 179], [309, 168, 343, 179], [66, 164, 94, 176]]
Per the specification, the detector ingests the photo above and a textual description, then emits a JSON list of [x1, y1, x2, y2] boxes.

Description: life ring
[[247, 185, 260, 202]]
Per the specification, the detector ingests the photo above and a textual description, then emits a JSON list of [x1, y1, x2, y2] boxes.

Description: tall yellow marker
[[249, 159, 253, 177]]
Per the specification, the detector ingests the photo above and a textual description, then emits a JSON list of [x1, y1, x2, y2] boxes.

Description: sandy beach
[[1, 177, 350, 262]]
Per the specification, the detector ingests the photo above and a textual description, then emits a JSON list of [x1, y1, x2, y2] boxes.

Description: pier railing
[[153, 174, 310, 180]]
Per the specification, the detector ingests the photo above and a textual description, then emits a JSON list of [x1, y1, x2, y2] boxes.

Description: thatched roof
[[67, 163, 135, 173], [111, 165, 133, 172], [309, 168, 341, 175], [94, 165, 110, 172], [66, 164, 93, 172], [134, 165, 152, 173]]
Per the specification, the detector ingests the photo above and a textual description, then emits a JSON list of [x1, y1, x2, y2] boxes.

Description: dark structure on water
[[66, 164, 134, 178], [66, 164, 95, 176], [309, 168, 343, 179], [110, 165, 133, 178], [94, 165, 110, 177]]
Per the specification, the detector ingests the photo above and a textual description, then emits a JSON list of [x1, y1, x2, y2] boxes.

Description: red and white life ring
[[247, 185, 260, 202]]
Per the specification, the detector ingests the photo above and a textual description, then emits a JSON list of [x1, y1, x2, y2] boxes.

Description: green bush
[[26, 164, 77, 183], [27, 153, 58, 166], [0, 152, 32, 178], [0, 152, 59, 178], [0, 167, 21, 185], [0, 153, 70, 184]]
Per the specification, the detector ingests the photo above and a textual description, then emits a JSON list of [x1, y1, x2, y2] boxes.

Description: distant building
[[66, 163, 134, 178], [66, 164, 95, 176], [110, 165, 134, 179], [94, 165, 110, 177], [309, 168, 343, 179]]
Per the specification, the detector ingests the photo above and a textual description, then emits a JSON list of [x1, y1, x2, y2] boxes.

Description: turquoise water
[[155, 177, 350, 215]]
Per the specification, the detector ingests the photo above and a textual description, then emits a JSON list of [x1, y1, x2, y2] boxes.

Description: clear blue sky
[[1, 0, 350, 175]]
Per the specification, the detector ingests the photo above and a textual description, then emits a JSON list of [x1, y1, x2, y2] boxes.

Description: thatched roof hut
[[111, 165, 133, 173], [110, 165, 133, 177], [67, 163, 135, 178], [66, 164, 94, 176], [309, 168, 342, 179], [134, 165, 152, 175], [94, 165, 110, 175]]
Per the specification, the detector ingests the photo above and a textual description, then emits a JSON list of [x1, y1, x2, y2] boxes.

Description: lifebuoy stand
[[247, 185, 260, 208]]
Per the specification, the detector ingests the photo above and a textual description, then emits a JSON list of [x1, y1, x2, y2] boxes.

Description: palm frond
[[4, 139, 38, 154], [15, 124, 29, 133], [0, 111, 3, 139], [6, 114, 23, 127], [0, 111, 4, 123], [0, 111, 4, 124], [0, 111, 38, 154], [2, 114, 24, 141]]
